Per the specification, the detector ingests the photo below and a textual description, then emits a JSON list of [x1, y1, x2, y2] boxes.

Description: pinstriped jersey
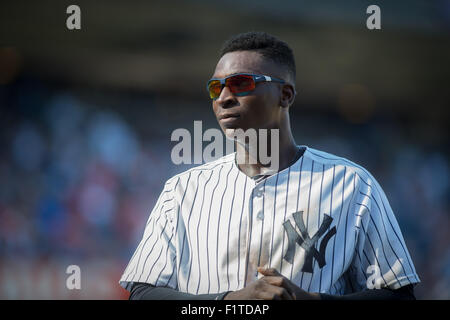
[[119, 145, 420, 295]]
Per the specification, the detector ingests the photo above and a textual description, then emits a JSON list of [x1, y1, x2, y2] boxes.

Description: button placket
[[244, 182, 267, 284]]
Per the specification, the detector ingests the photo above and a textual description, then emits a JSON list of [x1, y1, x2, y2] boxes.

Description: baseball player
[[119, 32, 420, 300]]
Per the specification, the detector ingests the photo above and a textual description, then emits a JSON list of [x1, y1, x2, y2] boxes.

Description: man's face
[[211, 51, 288, 135]]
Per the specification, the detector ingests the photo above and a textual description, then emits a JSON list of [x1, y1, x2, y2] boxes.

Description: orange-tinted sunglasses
[[207, 73, 285, 100]]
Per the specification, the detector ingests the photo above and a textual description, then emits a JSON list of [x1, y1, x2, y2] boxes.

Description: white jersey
[[119, 145, 420, 295]]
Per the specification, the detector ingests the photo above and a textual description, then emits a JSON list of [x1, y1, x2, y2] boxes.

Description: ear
[[279, 83, 296, 108]]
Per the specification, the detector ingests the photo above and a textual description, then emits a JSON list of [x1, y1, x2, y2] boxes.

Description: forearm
[[129, 282, 415, 301], [129, 282, 230, 300], [319, 285, 416, 300]]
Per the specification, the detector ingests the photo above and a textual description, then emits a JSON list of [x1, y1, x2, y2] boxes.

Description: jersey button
[[254, 190, 263, 197], [256, 211, 264, 220], [254, 186, 264, 197]]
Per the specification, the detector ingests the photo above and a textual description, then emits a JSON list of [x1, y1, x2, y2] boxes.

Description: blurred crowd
[[0, 76, 448, 299]]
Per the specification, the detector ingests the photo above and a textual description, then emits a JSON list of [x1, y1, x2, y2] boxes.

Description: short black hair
[[220, 31, 296, 82]]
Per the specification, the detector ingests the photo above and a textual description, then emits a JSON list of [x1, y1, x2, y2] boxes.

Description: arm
[[319, 284, 415, 300], [119, 180, 179, 293], [129, 282, 230, 300], [128, 271, 415, 300], [128, 268, 297, 300], [222, 267, 415, 300]]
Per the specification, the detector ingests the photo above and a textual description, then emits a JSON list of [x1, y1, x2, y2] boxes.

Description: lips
[[218, 113, 240, 121]]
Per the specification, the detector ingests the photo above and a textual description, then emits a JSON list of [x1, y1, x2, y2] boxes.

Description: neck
[[235, 119, 298, 178]]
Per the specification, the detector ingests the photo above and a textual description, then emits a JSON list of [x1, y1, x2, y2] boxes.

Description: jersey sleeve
[[119, 180, 178, 291], [351, 173, 420, 291]]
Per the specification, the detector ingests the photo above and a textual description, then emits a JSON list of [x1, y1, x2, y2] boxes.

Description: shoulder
[[304, 146, 395, 218], [303, 146, 379, 189], [163, 153, 236, 192]]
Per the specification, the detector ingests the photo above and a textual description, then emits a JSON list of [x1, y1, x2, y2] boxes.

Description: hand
[[223, 271, 296, 300], [256, 267, 321, 300]]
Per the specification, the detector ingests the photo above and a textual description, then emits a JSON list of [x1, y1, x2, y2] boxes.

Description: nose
[[215, 85, 237, 108]]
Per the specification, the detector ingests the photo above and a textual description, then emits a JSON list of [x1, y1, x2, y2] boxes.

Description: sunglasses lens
[[208, 80, 222, 99], [226, 75, 255, 94], [208, 75, 256, 100]]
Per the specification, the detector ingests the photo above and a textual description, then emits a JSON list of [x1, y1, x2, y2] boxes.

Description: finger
[[278, 279, 298, 300], [277, 286, 294, 300], [257, 267, 281, 277], [257, 291, 282, 300], [262, 275, 285, 286], [256, 284, 292, 300], [262, 276, 296, 299]]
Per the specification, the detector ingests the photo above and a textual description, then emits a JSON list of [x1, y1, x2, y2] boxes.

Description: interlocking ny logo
[[283, 211, 336, 273]]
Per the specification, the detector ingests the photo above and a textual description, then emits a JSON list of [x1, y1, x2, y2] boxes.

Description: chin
[[222, 127, 254, 145], [223, 128, 238, 140]]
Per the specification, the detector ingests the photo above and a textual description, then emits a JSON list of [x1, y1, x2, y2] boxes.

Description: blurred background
[[0, 0, 449, 299]]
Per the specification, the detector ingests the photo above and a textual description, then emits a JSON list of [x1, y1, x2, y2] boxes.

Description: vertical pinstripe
[[279, 166, 291, 273], [192, 170, 214, 293], [268, 173, 280, 268], [299, 159, 315, 288], [236, 176, 248, 289], [226, 169, 240, 291], [291, 156, 304, 280], [175, 171, 193, 289], [256, 179, 267, 268], [317, 163, 329, 292], [205, 164, 224, 293], [120, 146, 420, 295], [341, 174, 357, 275], [215, 164, 233, 292], [182, 171, 202, 291]]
